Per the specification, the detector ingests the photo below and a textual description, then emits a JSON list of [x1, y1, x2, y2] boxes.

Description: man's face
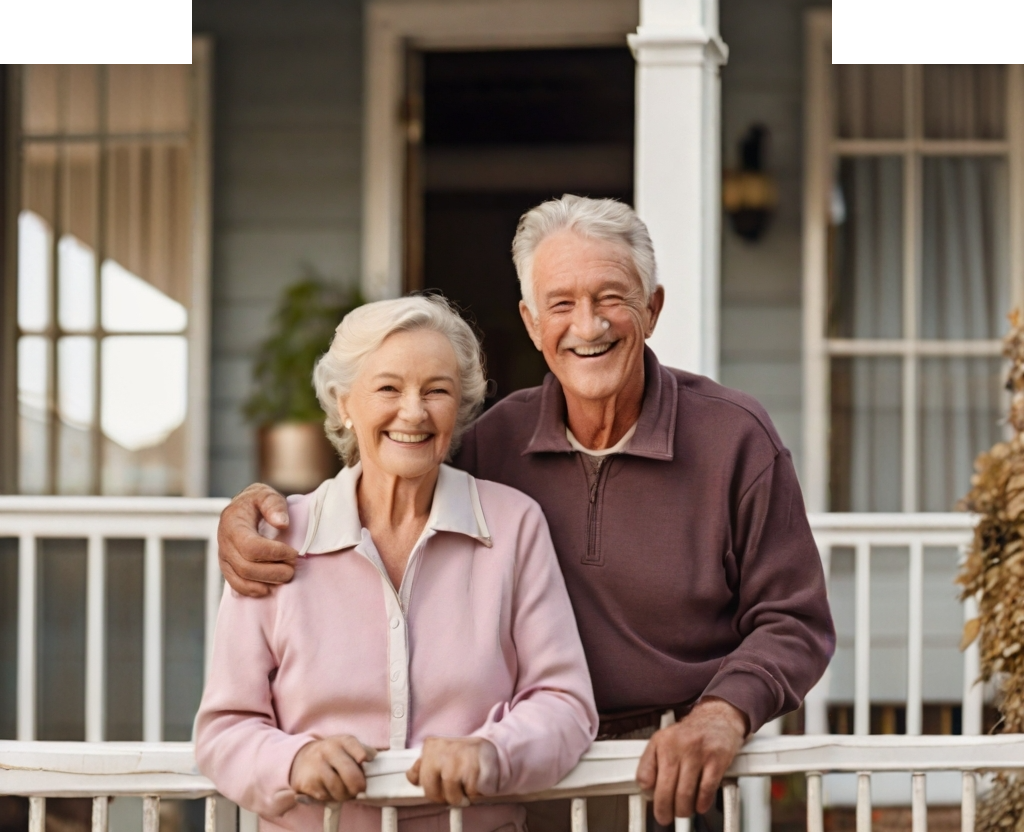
[[519, 230, 664, 404]]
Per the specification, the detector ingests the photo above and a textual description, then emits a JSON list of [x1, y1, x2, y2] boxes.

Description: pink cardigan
[[194, 464, 598, 832]]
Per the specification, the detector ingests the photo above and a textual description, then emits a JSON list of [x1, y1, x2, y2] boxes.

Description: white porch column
[[630, 0, 728, 378]]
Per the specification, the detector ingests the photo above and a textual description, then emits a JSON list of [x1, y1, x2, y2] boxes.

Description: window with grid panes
[[803, 36, 1024, 512], [9, 57, 210, 496]]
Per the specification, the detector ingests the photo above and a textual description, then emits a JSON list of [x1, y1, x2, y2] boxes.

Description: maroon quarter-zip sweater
[[452, 347, 835, 734]]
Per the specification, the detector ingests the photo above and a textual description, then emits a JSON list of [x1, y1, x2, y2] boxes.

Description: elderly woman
[[195, 295, 597, 832]]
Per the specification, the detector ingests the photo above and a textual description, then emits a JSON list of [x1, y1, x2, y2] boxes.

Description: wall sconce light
[[722, 124, 779, 242]]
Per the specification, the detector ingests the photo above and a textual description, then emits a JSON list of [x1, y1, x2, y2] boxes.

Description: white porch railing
[[0, 499, 992, 829], [3, 736, 1024, 832]]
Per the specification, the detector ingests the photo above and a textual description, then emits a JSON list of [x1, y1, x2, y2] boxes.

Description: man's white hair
[[511, 195, 658, 316], [313, 295, 487, 466]]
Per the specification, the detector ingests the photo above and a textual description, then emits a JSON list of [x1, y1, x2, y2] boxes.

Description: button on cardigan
[[194, 464, 598, 832]]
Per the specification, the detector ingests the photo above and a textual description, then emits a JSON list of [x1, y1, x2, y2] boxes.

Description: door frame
[[361, 0, 640, 301]]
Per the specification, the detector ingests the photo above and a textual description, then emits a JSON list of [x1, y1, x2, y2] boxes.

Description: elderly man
[[218, 196, 834, 829]]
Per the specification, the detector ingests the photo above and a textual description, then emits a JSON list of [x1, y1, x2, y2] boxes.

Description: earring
[[344, 418, 353, 430]]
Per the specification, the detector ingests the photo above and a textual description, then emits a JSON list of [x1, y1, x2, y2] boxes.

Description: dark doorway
[[410, 48, 635, 402]]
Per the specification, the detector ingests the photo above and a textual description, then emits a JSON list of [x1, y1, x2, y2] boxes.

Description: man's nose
[[571, 300, 605, 340]]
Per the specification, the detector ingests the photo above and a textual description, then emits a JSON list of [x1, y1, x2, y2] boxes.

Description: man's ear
[[645, 286, 666, 338], [519, 301, 544, 351]]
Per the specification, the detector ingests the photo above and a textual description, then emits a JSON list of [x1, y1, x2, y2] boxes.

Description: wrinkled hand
[[289, 735, 377, 803], [218, 483, 297, 596], [406, 737, 499, 807], [636, 699, 748, 824]]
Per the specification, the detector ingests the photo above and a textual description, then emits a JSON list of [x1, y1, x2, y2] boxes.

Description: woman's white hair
[[313, 294, 487, 466], [511, 195, 658, 316]]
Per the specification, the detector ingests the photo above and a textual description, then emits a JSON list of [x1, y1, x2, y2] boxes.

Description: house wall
[[718, 0, 830, 478], [193, 0, 364, 497]]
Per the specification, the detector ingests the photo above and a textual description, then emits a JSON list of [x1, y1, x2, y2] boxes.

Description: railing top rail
[[806, 512, 975, 531], [0, 496, 230, 516], [3, 737, 1023, 801]]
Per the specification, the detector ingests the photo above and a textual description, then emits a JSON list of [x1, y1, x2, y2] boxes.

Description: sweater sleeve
[[471, 501, 599, 795], [700, 449, 836, 733], [193, 583, 319, 818]]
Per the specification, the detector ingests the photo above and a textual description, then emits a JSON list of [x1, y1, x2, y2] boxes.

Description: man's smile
[[568, 340, 619, 358]]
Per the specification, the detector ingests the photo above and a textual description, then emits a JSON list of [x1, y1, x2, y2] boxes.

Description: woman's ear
[[336, 394, 352, 430]]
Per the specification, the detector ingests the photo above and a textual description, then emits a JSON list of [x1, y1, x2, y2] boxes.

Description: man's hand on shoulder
[[636, 698, 748, 824], [218, 483, 298, 596]]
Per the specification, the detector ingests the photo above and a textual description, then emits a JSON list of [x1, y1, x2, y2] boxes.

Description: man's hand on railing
[[636, 698, 748, 825], [218, 483, 297, 596], [289, 735, 378, 803], [406, 737, 499, 807]]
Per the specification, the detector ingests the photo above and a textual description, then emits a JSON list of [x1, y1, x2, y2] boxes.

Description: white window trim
[[801, 8, 1024, 512], [2, 41, 214, 497], [360, 0, 640, 302]]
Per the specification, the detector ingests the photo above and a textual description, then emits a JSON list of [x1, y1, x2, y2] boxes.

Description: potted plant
[[243, 273, 362, 494]]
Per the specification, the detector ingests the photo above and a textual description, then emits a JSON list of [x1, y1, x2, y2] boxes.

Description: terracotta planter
[[258, 421, 341, 495]]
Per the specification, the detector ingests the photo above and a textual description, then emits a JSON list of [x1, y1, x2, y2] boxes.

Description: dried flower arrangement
[[957, 309, 1024, 829]]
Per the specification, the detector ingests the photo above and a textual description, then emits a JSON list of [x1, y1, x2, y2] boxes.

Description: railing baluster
[[449, 806, 463, 832], [143, 797, 161, 832], [17, 535, 38, 741], [571, 798, 587, 832], [86, 534, 106, 741], [28, 797, 45, 832], [143, 535, 163, 742], [323, 803, 341, 832], [962, 593, 983, 736], [856, 773, 871, 832], [911, 772, 926, 832], [381, 806, 398, 832], [854, 542, 871, 736], [722, 779, 740, 832], [961, 771, 976, 832], [806, 772, 823, 832], [92, 796, 109, 832], [628, 794, 646, 832], [204, 535, 221, 682], [204, 796, 217, 832], [907, 541, 924, 736]]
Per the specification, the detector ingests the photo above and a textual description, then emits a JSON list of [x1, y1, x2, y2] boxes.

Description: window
[[803, 14, 1024, 512], [4, 43, 211, 496]]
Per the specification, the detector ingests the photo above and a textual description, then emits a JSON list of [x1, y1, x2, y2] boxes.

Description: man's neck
[[563, 373, 645, 452]]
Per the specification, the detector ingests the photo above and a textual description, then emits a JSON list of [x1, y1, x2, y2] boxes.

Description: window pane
[[104, 142, 193, 318], [58, 143, 100, 332], [101, 336, 187, 496], [107, 66, 190, 134], [23, 65, 60, 135], [919, 358, 1005, 512], [18, 210, 53, 332], [829, 157, 903, 338], [834, 65, 904, 139], [57, 337, 96, 495], [920, 158, 1010, 339], [18, 336, 51, 495], [924, 66, 1007, 140], [830, 357, 903, 512]]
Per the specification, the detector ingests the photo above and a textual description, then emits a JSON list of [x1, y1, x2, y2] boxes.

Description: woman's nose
[[398, 393, 428, 422]]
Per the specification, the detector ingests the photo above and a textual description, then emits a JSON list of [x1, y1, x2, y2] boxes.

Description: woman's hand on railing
[[289, 735, 378, 803], [406, 737, 499, 807]]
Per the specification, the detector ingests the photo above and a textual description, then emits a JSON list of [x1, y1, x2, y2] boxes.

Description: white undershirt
[[565, 421, 638, 457]]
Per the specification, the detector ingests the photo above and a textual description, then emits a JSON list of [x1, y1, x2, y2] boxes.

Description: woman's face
[[339, 328, 461, 482]]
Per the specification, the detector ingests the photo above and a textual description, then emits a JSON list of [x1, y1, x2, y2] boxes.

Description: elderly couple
[[195, 196, 835, 832]]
